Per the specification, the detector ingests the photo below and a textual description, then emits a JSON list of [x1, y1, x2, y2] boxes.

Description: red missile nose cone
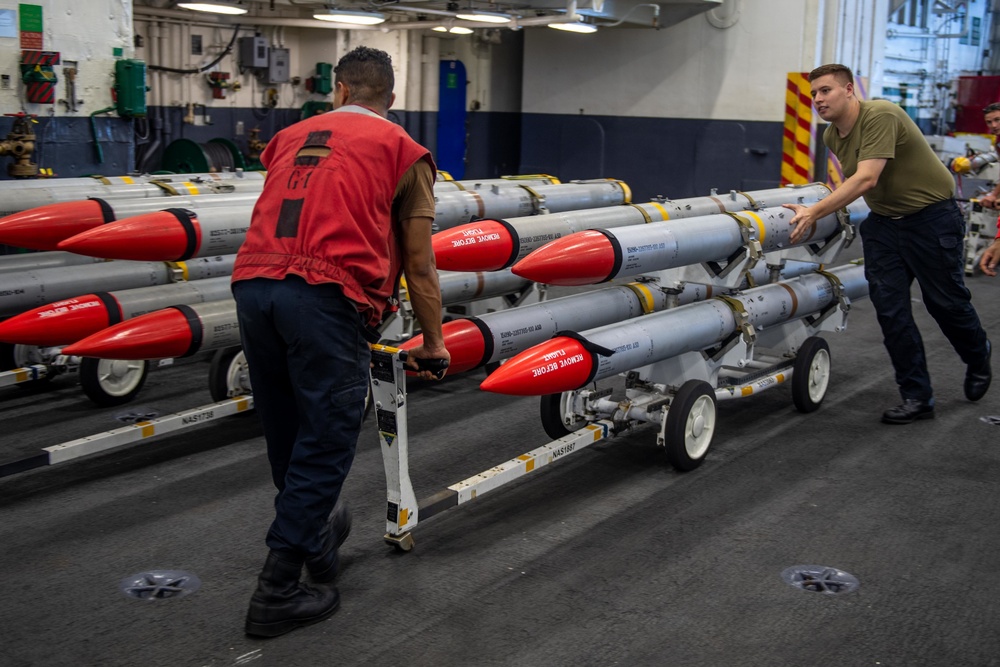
[[400, 319, 487, 376], [432, 220, 514, 271], [57, 211, 197, 261], [61, 307, 193, 360], [0, 200, 108, 250], [511, 231, 615, 286], [479, 337, 592, 395], [0, 294, 113, 346], [398, 319, 485, 376]]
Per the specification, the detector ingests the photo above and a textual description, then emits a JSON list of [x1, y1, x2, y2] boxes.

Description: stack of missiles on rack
[[0, 171, 634, 391], [0, 166, 869, 402]]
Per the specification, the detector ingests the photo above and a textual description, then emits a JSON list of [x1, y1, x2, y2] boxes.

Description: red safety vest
[[232, 107, 433, 326]]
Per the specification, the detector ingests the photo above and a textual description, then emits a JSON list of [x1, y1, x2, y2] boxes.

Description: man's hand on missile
[[783, 203, 818, 244], [980, 239, 1000, 277], [979, 193, 998, 210]]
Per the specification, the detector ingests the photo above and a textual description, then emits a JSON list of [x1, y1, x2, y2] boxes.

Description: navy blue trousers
[[233, 276, 370, 558], [860, 199, 989, 402]]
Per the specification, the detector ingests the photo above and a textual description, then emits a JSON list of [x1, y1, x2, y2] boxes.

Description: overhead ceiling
[[134, 0, 726, 31]]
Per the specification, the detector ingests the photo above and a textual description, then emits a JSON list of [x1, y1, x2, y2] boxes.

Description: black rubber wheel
[[792, 336, 831, 413], [664, 379, 717, 472], [79, 357, 150, 407], [209, 346, 251, 402], [539, 392, 586, 440]]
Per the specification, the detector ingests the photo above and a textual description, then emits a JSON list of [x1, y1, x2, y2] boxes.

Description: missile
[[0, 170, 265, 191], [0, 193, 262, 251], [55, 181, 631, 262], [509, 202, 866, 286], [0, 251, 108, 275], [0, 171, 266, 217], [0, 255, 235, 318], [478, 264, 868, 396], [62, 299, 241, 360], [431, 269, 532, 304], [431, 184, 833, 272], [61, 269, 530, 360], [400, 260, 821, 375], [57, 206, 254, 261], [432, 179, 629, 232], [0, 276, 234, 346]]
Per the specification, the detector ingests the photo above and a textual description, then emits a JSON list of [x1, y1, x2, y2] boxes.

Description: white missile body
[[0, 255, 235, 317], [432, 179, 629, 231], [555, 264, 867, 387]]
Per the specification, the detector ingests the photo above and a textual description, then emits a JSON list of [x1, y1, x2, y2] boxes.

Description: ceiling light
[[549, 21, 598, 33], [454, 9, 511, 23], [177, 1, 248, 14], [313, 9, 387, 25], [433, 25, 474, 33]]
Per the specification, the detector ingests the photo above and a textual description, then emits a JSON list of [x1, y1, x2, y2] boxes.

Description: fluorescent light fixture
[[313, 9, 387, 24], [548, 20, 597, 33], [454, 9, 511, 23], [177, 1, 248, 14], [433, 25, 474, 33]]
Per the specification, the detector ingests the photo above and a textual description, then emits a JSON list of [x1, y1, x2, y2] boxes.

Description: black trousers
[[860, 199, 989, 402]]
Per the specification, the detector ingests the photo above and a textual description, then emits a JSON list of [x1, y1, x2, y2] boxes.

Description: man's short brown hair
[[808, 64, 854, 86], [984, 102, 1000, 115]]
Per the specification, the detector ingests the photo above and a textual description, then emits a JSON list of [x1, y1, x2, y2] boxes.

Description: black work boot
[[881, 398, 935, 425], [965, 340, 992, 402], [245, 551, 340, 638], [307, 500, 353, 584]]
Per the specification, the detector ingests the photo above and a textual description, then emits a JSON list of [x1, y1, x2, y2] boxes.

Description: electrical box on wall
[[115, 59, 147, 117], [268, 48, 289, 84], [306, 62, 333, 96], [239, 36, 268, 69]]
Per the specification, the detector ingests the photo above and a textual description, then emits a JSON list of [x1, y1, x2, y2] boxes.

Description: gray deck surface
[[1, 266, 999, 667]]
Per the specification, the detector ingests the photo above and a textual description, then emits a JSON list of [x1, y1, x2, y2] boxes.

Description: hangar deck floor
[[1, 268, 999, 667]]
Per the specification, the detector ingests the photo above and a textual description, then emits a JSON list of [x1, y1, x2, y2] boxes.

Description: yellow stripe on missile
[[121, 176, 134, 184], [648, 201, 669, 221], [743, 210, 766, 243], [625, 282, 656, 314], [617, 180, 632, 204], [168, 261, 190, 281], [182, 182, 200, 195]]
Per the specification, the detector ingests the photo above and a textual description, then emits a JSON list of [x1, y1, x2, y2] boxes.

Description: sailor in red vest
[[232, 46, 450, 638]]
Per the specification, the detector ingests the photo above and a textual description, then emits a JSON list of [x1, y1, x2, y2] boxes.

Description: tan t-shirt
[[393, 159, 437, 222], [823, 99, 954, 217]]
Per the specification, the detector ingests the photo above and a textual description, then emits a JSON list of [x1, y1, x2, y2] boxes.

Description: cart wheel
[[664, 379, 717, 472], [209, 346, 251, 401], [1, 343, 56, 382], [540, 392, 586, 440], [79, 357, 150, 407], [792, 336, 831, 413]]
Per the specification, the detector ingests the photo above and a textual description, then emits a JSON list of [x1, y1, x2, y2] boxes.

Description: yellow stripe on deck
[[137, 421, 155, 437], [517, 453, 535, 472]]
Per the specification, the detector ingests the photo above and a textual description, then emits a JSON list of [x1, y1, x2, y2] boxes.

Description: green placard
[[446, 72, 457, 89], [18, 4, 41, 33], [113, 47, 122, 57]]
